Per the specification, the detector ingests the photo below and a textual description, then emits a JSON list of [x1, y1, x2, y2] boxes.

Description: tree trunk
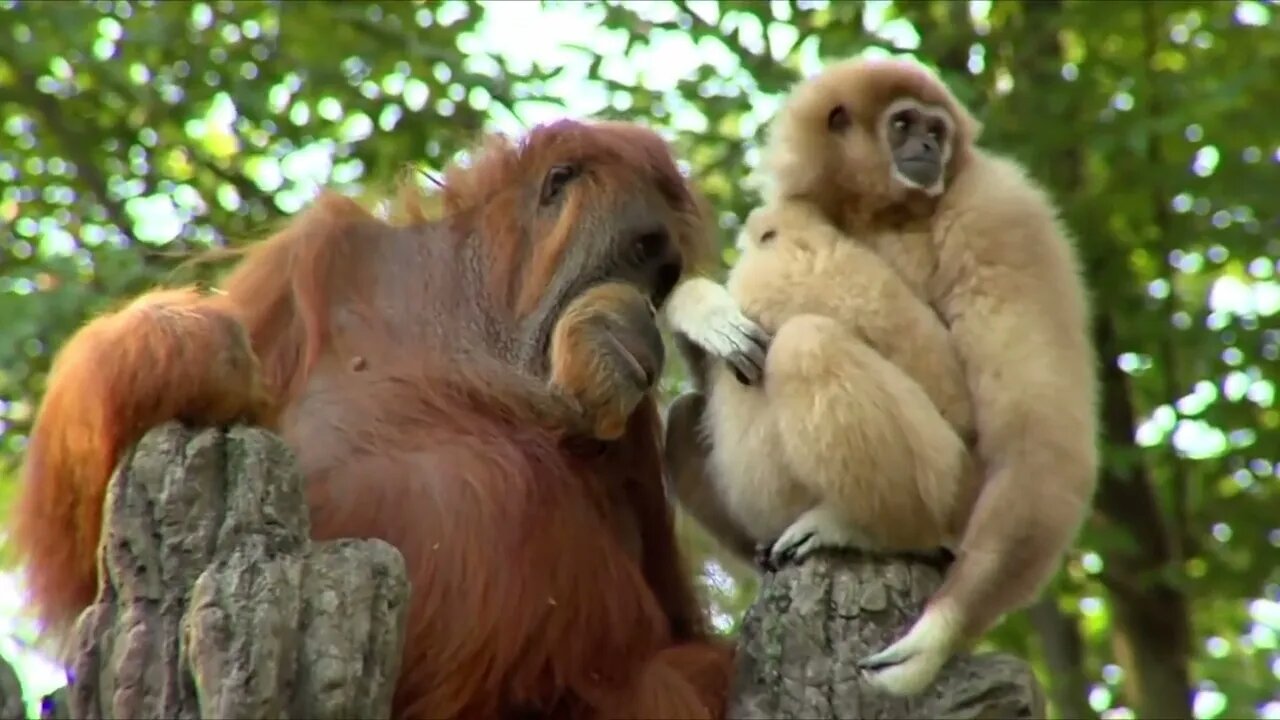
[[66, 423, 409, 720], [730, 552, 1046, 719]]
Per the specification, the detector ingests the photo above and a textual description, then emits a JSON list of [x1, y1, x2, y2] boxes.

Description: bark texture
[[65, 423, 409, 720], [730, 551, 1046, 719]]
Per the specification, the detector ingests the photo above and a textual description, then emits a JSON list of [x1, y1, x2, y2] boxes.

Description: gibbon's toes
[[768, 528, 816, 568], [767, 505, 867, 568], [857, 641, 911, 671], [859, 646, 947, 697]]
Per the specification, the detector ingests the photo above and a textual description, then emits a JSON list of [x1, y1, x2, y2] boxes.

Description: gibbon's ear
[[827, 104, 852, 133]]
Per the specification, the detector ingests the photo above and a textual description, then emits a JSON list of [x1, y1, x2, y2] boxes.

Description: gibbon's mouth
[[897, 158, 942, 187]]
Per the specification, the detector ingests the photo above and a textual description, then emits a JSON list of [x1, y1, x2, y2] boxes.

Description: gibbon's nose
[[920, 137, 939, 155]]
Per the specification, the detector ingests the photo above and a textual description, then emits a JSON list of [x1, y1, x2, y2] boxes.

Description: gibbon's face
[[877, 97, 956, 197], [765, 57, 980, 213], [821, 94, 957, 200], [823, 93, 957, 204]]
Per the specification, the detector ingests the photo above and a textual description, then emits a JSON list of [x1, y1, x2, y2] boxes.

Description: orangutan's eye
[[631, 230, 668, 264], [540, 164, 580, 206]]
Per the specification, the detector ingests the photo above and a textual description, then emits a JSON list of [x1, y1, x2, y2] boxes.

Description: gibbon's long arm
[[663, 280, 762, 562], [664, 391, 760, 562], [12, 288, 272, 633], [858, 162, 1098, 695]]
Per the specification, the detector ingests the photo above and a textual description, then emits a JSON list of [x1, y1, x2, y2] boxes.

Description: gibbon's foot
[[857, 607, 957, 696], [767, 505, 872, 568]]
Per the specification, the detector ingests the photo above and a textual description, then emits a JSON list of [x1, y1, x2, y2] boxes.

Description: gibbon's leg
[[856, 475, 1087, 696], [664, 391, 758, 563], [761, 314, 971, 566]]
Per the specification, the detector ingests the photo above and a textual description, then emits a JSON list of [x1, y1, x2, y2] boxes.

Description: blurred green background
[[0, 1, 1277, 718]]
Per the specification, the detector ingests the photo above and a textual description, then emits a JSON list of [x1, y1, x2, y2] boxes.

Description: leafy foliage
[[1, 1, 1277, 718]]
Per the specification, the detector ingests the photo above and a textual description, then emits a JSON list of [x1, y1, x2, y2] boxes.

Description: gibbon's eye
[[827, 105, 851, 132], [760, 229, 777, 243], [540, 164, 579, 206], [890, 110, 913, 133], [927, 120, 947, 143]]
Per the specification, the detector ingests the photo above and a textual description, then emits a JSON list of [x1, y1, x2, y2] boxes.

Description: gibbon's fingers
[[710, 314, 769, 386], [767, 504, 874, 568], [858, 604, 962, 696], [666, 277, 770, 386], [728, 321, 772, 386], [728, 348, 764, 386]]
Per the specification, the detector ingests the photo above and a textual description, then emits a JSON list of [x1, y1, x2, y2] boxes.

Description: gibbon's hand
[[668, 278, 771, 385]]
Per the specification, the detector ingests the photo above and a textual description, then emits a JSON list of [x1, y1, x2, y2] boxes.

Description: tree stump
[[729, 551, 1046, 719], [66, 423, 409, 720]]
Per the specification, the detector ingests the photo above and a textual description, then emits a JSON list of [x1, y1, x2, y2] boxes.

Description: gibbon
[[666, 200, 977, 564], [667, 56, 1098, 698]]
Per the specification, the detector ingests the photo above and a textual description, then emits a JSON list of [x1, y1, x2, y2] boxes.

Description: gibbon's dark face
[[884, 102, 950, 189]]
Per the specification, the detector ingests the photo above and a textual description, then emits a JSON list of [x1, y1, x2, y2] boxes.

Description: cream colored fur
[[665, 56, 1098, 698], [695, 203, 976, 555]]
